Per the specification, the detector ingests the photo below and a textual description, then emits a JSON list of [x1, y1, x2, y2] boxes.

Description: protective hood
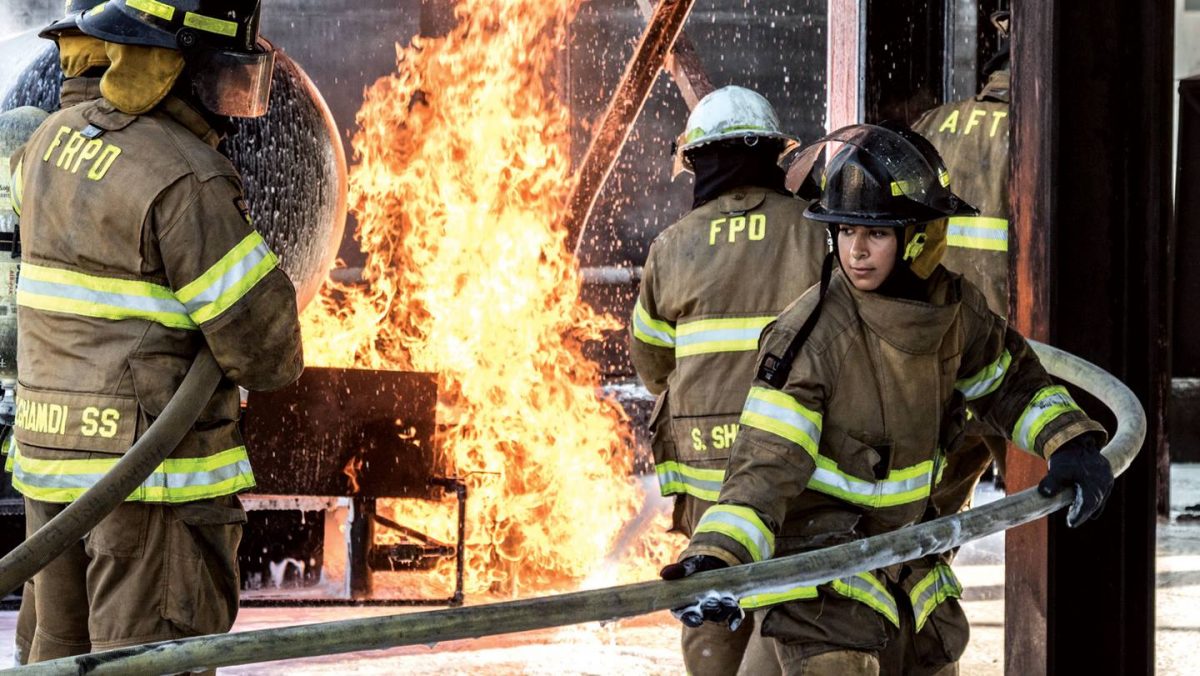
[[100, 42, 185, 115], [59, 34, 111, 79]]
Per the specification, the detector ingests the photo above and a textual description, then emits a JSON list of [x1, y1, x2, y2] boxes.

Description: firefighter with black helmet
[[660, 123, 1114, 675], [6, 0, 301, 663], [631, 85, 827, 675]]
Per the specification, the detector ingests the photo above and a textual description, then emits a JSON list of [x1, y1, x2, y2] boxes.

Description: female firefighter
[[659, 124, 1114, 675]]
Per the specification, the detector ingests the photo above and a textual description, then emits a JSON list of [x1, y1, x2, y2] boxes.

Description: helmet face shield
[[189, 45, 275, 118], [790, 125, 977, 226]]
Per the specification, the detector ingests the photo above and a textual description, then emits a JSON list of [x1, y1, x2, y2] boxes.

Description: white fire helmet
[[673, 85, 800, 175]]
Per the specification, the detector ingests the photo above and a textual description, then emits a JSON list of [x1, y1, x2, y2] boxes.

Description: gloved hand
[[660, 555, 744, 630], [1037, 434, 1114, 528]]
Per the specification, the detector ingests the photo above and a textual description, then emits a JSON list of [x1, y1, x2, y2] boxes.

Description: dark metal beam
[[563, 0, 697, 254], [1008, 1, 1169, 673]]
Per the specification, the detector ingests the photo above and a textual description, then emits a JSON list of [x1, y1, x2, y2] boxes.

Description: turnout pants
[[16, 495, 245, 666]]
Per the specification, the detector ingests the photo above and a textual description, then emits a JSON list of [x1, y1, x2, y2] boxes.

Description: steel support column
[[1008, 1, 1170, 674]]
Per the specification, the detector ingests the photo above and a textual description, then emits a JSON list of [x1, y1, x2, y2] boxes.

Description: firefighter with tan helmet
[[660, 123, 1114, 675], [630, 85, 827, 675], [6, 0, 302, 663]]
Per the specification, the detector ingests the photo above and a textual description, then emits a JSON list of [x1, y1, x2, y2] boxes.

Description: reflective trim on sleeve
[[693, 504, 775, 562], [832, 572, 900, 627], [947, 216, 1008, 252], [739, 386, 822, 458], [675, 315, 774, 358], [8, 444, 255, 504], [17, 263, 198, 330], [808, 455, 936, 509], [1012, 385, 1084, 453], [631, 299, 676, 348], [655, 460, 724, 502], [176, 231, 278, 324], [910, 563, 963, 632], [956, 349, 1012, 401]]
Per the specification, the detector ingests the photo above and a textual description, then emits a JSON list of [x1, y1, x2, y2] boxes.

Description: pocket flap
[[14, 384, 137, 454]]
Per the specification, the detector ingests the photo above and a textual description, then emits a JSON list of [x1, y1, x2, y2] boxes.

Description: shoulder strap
[[757, 251, 835, 388]]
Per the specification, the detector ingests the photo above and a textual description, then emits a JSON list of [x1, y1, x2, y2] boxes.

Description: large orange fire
[[301, 0, 684, 596]]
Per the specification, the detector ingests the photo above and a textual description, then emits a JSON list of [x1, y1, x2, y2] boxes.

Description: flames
[[301, 0, 684, 596]]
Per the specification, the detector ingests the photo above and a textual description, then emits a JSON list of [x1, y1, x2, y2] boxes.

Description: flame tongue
[[302, 0, 682, 596]]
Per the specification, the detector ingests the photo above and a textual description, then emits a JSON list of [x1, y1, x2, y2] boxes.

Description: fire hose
[[5, 340, 1145, 675], [0, 349, 222, 599]]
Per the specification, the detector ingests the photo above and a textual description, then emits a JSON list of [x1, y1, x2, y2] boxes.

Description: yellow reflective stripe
[[631, 299, 676, 348], [740, 585, 819, 610], [675, 315, 774, 358], [947, 216, 1009, 252], [9, 445, 255, 504], [956, 349, 1012, 401], [17, 263, 198, 330], [655, 460, 724, 501], [832, 572, 900, 626], [22, 263, 177, 301], [740, 386, 822, 457], [176, 232, 277, 324], [910, 563, 963, 632], [694, 504, 775, 562], [126, 0, 175, 21], [10, 156, 23, 216], [1012, 385, 1083, 452], [183, 12, 238, 36], [808, 455, 935, 508]]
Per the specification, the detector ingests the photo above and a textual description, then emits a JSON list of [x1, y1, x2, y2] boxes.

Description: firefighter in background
[[661, 124, 1114, 675], [7, 0, 302, 664], [879, 14, 1012, 674], [911, 6, 1011, 491], [630, 85, 827, 675]]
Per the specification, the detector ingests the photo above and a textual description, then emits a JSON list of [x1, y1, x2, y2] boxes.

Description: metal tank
[[0, 33, 347, 311]]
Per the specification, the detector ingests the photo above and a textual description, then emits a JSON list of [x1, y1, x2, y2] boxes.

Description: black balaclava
[[828, 224, 929, 301], [688, 139, 787, 209]]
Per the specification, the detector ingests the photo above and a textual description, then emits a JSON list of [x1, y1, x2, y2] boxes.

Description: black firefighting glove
[[1037, 434, 1114, 528], [660, 555, 745, 631]]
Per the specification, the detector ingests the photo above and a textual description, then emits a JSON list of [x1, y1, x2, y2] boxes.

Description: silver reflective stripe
[[11, 457, 251, 491], [910, 565, 962, 631], [742, 397, 821, 446], [948, 224, 1008, 243], [696, 507, 774, 561], [809, 462, 931, 500], [179, 241, 273, 314], [19, 277, 190, 316], [833, 573, 899, 624], [676, 326, 762, 345], [632, 301, 675, 347], [655, 461, 723, 501], [956, 350, 1012, 401]]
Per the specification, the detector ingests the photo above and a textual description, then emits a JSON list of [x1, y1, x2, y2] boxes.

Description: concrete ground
[[0, 468, 1196, 674]]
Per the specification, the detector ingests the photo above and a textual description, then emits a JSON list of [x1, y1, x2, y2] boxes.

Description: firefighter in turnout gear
[[661, 124, 1114, 675], [630, 86, 827, 675], [6, 0, 301, 664]]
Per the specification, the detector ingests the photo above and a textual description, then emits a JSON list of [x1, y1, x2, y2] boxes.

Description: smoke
[[0, 1, 58, 42]]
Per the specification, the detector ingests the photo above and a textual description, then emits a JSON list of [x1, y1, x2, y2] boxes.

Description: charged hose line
[[7, 341, 1146, 676], [0, 349, 222, 599]]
